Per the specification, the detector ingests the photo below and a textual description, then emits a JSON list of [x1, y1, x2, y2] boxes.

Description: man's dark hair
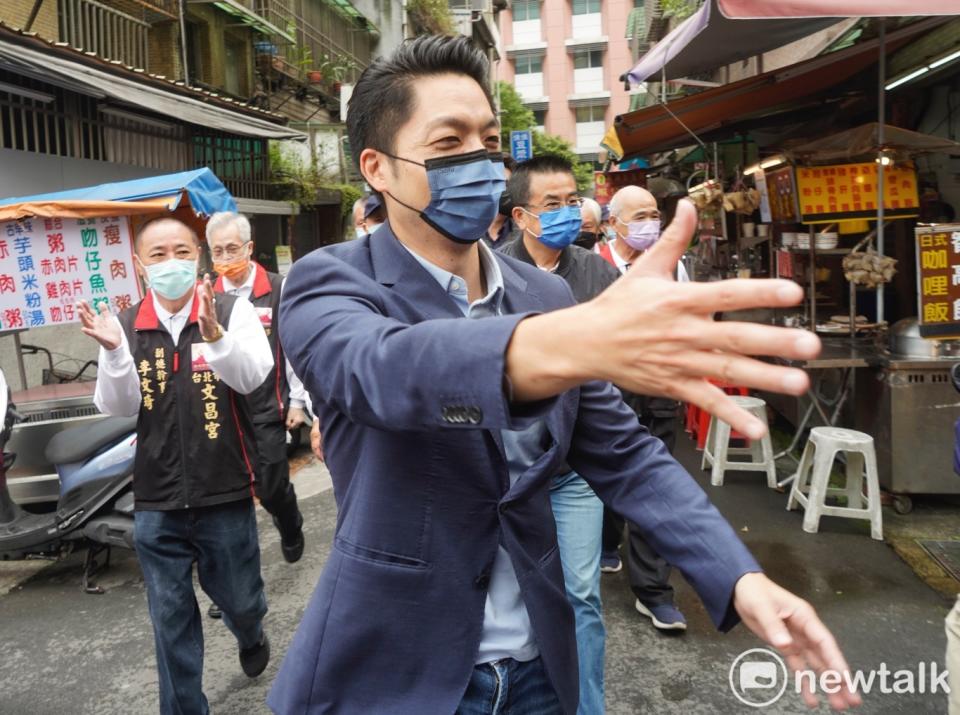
[[502, 153, 517, 172], [347, 35, 494, 172], [508, 155, 575, 208]]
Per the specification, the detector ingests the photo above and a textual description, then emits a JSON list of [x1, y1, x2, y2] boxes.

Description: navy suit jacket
[[269, 224, 761, 715]]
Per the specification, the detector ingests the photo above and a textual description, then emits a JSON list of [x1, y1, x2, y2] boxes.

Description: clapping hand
[[77, 300, 121, 351], [198, 274, 220, 341]]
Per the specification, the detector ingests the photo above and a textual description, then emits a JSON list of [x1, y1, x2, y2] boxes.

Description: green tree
[[496, 81, 535, 145], [496, 81, 595, 192]]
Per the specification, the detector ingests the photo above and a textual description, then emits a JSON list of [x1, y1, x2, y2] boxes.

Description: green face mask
[[143, 258, 197, 300]]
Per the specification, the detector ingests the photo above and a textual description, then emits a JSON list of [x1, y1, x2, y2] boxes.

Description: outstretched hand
[[587, 200, 820, 438], [507, 199, 820, 440], [77, 300, 121, 351], [734, 572, 861, 710]]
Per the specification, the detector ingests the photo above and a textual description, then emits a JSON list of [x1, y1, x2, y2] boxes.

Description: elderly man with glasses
[[206, 212, 308, 576]]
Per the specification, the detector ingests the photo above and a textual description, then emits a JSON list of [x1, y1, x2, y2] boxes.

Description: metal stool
[[786, 427, 883, 540], [701, 396, 777, 488]]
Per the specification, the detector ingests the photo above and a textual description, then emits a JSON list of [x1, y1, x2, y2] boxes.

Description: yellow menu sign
[[796, 162, 919, 224], [916, 224, 960, 338]]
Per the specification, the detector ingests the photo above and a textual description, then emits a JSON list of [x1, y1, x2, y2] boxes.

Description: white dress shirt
[[221, 266, 308, 410], [94, 289, 274, 417]]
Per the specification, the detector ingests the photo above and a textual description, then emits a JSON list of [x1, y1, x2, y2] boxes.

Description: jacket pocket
[[334, 536, 430, 570]]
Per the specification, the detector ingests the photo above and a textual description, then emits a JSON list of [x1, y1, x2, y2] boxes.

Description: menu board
[[796, 162, 919, 224], [0, 216, 143, 332], [766, 166, 799, 224], [916, 224, 960, 338]]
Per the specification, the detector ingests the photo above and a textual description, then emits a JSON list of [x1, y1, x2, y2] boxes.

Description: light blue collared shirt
[[402, 239, 542, 664]]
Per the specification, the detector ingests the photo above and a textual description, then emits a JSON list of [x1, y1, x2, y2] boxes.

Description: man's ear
[[511, 205, 527, 229], [359, 148, 389, 195]]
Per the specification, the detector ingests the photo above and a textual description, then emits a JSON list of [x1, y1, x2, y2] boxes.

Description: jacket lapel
[[369, 222, 467, 321]]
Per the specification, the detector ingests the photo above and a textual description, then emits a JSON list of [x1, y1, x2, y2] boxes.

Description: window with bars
[[515, 55, 544, 74], [573, 50, 603, 70], [572, 0, 601, 15], [0, 71, 272, 200], [513, 0, 541, 20]]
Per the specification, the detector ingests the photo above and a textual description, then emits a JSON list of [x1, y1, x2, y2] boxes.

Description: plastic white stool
[[786, 427, 883, 541], [701, 396, 777, 488]]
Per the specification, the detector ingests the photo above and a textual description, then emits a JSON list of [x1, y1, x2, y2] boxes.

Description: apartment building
[[498, 0, 638, 162]]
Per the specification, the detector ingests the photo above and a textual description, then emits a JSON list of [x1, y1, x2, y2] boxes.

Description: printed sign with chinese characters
[[0, 216, 142, 332], [796, 162, 919, 224], [593, 168, 647, 206], [916, 224, 960, 338]]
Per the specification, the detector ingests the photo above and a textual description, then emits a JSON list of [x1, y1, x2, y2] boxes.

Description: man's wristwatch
[[202, 323, 224, 343]]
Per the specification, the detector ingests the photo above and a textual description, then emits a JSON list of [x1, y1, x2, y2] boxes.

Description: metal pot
[[889, 318, 960, 359]]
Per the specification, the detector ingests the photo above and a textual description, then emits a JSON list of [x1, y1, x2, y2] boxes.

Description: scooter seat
[[45, 416, 138, 465]]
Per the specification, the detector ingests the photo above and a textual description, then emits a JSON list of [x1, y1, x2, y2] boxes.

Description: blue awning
[[0, 168, 237, 219]]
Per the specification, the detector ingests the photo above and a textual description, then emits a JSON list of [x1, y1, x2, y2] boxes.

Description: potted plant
[[328, 58, 357, 94]]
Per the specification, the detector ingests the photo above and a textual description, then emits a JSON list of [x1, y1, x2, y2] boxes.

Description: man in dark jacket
[[207, 212, 307, 565], [80, 217, 273, 714], [499, 155, 621, 714]]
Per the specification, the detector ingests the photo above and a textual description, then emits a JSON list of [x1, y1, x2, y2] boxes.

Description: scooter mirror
[[951, 362, 960, 395]]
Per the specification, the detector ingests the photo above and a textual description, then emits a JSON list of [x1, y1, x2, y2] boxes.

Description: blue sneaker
[[635, 600, 687, 631], [600, 551, 622, 573]]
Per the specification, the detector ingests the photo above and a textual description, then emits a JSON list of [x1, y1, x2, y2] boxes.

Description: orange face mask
[[214, 257, 251, 284]]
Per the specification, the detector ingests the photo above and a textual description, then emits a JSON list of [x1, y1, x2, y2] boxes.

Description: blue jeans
[[457, 657, 563, 714], [134, 499, 268, 715], [550, 471, 605, 715]]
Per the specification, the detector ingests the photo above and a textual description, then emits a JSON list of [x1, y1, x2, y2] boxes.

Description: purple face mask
[[620, 219, 661, 251]]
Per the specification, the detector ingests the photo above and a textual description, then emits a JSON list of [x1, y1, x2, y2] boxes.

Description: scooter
[[0, 368, 138, 593]]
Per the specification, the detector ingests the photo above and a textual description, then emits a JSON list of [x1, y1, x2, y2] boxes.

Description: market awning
[[787, 122, 960, 163], [0, 35, 306, 141], [615, 18, 939, 159], [0, 168, 237, 221], [717, 0, 960, 18], [626, 0, 840, 84]]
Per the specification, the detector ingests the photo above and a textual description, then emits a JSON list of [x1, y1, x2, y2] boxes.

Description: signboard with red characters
[[0, 215, 142, 332], [795, 162, 919, 224]]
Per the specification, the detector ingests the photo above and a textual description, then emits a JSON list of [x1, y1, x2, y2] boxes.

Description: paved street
[[0, 437, 954, 714]]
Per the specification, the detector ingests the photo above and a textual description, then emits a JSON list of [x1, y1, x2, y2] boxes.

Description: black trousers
[[602, 413, 679, 607], [252, 420, 302, 539]]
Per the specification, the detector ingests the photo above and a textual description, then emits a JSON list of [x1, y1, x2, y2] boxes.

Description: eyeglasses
[[210, 240, 251, 261], [525, 197, 584, 214]]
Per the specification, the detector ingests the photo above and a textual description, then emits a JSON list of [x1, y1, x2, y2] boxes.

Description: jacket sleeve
[[567, 378, 762, 632], [278, 249, 554, 432]]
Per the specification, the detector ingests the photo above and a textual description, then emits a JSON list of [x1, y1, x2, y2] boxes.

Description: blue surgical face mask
[[523, 205, 583, 250], [355, 228, 367, 240], [382, 149, 506, 244], [142, 258, 197, 300]]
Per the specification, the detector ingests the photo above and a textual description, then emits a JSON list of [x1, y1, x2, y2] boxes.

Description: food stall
[[0, 169, 236, 504], [740, 127, 960, 510]]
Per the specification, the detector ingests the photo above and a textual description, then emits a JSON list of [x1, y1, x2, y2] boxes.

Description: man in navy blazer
[[270, 36, 859, 715]]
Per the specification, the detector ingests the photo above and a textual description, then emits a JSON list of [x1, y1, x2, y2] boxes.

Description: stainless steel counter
[[854, 353, 960, 498]]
